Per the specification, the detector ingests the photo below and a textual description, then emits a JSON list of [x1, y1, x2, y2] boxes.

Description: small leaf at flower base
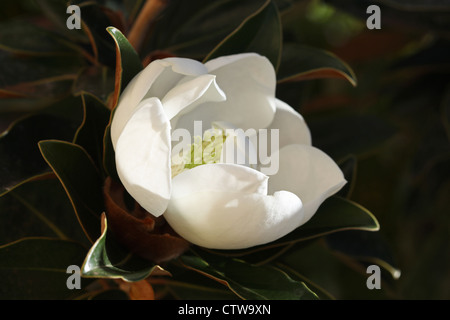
[[38, 140, 104, 244], [107, 26, 143, 109], [180, 251, 318, 300], [204, 0, 282, 70], [81, 214, 159, 282], [103, 177, 190, 264], [0, 237, 91, 299], [277, 43, 357, 86]]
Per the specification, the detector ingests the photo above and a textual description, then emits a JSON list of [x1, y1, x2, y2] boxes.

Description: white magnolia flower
[[110, 53, 346, 250]]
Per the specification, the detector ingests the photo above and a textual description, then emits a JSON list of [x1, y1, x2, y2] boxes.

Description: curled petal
[[162, 74, 226, 121], [111, 58, 207, 148], [165, 190, 303, 249], [174, 53, 277, 133], [267, 99, 311, 149], [268, 144, 346, 224], [115, 98, 172, 217]]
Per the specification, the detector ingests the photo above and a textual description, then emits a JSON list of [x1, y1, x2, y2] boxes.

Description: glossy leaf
[[81, 215, 158, 282], [0, 176, 89, 246], [204, 0, 282, 70], [73, 93, 111, 175], [0, 19, 76, 56], [107, 26, 143, 109], [277, 43, 357, 86], [0, 237, 91, 299], [148, 0, 270, 58], [326, 230, 401, 280], [38, 140, 104, 243], [0, 98, 83, 195], [180, 251, 318, 300]]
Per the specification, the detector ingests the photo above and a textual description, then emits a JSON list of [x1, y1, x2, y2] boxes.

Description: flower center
[[171, 128, 226, 178]]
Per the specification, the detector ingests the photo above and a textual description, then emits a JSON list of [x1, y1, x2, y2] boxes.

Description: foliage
[[0, 0, 448, 300]]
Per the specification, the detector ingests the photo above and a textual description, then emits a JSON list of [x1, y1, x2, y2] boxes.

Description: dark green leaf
[[148, 0, 268, 58], [38, 140, 104, 243], [277, 43, 357, 86], [326, 230, 401, 280], [0, 237, 91, 299], [107, 26, 143, 92], [73, 93, 111, 175], [180, 251, 318, 300], [278, 239, 391, 299], [0, 176, 89, 246], [0, 19, 77, 56], [0, 98, 83, 195], [81, 215, 158, 282], [204, 0, 282, 70], [70, 0, 118, 67]]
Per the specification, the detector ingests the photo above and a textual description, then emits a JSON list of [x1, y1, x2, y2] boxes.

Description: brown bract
[[103, 176, 190, 264]]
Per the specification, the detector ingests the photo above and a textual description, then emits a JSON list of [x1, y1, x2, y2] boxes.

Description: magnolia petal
[[174, 53, 277, 133], [165, 190, 303, 249], [111, 58, 207, 148], [172, 163, 268, 198], [115, 97, 172, 217], [162, 74, 226, 121], [268, 144, 346, 225], [268, 99, 312, 148]]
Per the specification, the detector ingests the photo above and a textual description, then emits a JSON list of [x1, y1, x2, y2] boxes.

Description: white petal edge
[[173, 53, 277, 133], [162, 74, 226, 121], [171, 163, 269, 199], [267, 98, 312, 148], [111, 58, 208, 149], [165, 190, 304, 249], [267, 144, 346, 225], [115, 97, 172, 217]]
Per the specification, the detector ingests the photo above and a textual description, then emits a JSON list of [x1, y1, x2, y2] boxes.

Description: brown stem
[[127, 0, 167, 52]]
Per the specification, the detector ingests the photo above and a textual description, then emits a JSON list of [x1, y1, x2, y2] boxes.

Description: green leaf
[[0, 237, 91, 299], [0, 98, 83, 195], [326, 230, 401, 280], [73, 93, 111, 175], [278, 239, 391, 299], [277, 43, 357, 86], [149, 0, 269, 58], [180, 251, 318, 300], [0, 176, 89, 246], [0, 19, 77, 56], [106, 26, 143, 93], [38, 140, 104, 244], [204, 0, 282, 70], [81, 215, 158, 282]]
